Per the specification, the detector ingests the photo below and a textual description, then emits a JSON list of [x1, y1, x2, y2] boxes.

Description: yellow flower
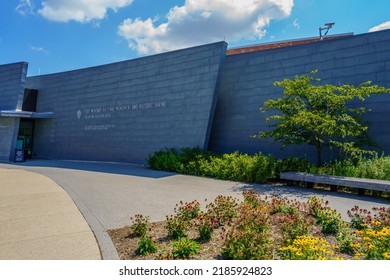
[[354, 252, 364, 260], [362, 236, 370, 242], [351, 243, 361, 248], [383, 252, 390, 260]]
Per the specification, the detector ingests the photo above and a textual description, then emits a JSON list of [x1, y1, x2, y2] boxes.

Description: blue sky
[[1, 0, 390, 76]]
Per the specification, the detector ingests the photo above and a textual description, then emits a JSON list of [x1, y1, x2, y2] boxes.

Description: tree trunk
[[315, 142, 323, 167]]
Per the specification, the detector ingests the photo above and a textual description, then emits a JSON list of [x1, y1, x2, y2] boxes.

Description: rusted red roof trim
[[226, 34, 354, 55]]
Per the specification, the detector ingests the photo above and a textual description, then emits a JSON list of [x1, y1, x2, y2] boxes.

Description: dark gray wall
[[0, 62, 27, 111], [209, 29, 390, 162], [0, 62, 27, 161], [27, 42, 227, 163]]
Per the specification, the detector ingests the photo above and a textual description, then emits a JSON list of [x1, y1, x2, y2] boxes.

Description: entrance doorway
[[18, 119, 35, 159]]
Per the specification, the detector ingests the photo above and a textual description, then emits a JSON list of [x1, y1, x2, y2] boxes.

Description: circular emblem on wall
[[76, 110, 82, 120]]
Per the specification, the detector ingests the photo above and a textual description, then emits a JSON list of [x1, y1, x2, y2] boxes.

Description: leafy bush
[[222, 203, 272, 260], [146, 147, 390, 187], [195, 212, 219, 241], [354, 156, 390, 180], [337, 228, 359, 255], [165, 215, 189, 240], [136, 236, 158, 255], [315, 208, 343, 235], [347, 206, 372, 229], [307, 197, 343, 235], [175, 200, 201, 220], [171, 238, 200, 259], [275, 157, 312, 173], [242, 190, 262, 208], [270, 196, 299, 215], [146, 148, 281, 183], [206, 195, 238, 227], [146, 148, 182, 172], [280, 213, 311, 242], [130, 214, 150, 237]]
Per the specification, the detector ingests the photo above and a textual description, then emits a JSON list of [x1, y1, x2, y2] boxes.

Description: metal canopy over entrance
[[0, 110, 54, 118]]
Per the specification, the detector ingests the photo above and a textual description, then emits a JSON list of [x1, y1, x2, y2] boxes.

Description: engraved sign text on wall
[[76, 100, 167, 131]]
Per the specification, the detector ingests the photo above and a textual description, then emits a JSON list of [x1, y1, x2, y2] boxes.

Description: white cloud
[[16, 0, 35, 15], [37, 0, 133, 22], [31, 45, 49, 55], [118, 0, 294, 55], [293, 18, 300, 29], [369, 21, 390, 32]]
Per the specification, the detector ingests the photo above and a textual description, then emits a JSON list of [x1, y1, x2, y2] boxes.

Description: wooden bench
[[280, 172, 390, 195]]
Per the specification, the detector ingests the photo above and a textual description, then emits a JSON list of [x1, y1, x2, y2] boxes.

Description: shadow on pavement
[[0, 159, 176, 179]]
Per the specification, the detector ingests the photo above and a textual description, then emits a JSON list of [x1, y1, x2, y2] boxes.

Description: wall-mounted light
[[319, 22, 335, 40]]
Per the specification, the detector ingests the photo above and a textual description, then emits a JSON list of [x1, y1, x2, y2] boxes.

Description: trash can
[[14, 149, 25, 162]]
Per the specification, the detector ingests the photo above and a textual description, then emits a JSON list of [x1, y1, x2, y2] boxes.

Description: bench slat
[[280, 172, 390, 192]]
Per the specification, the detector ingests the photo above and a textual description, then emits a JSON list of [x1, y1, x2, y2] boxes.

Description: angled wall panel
[[0, 62, 27, 161], [27, 42, 227, 163]]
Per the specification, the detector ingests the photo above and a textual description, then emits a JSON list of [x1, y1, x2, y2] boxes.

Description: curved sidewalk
[[0, 168, 101, 260]]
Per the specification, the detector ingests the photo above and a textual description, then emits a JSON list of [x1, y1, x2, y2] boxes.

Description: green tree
[[258, 70, 390, 166]]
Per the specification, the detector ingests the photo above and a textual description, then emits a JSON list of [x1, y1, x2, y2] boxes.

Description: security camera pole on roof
[[319, 22, 335, 40]]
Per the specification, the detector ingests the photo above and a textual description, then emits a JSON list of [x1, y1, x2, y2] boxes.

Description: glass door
[[18, 119, 34, 159]]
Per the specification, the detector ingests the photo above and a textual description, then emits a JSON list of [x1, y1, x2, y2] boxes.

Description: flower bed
[[108, 192, 390, 260]]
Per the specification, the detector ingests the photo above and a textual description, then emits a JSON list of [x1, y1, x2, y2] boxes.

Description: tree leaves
[[259, 71, 390, 166]]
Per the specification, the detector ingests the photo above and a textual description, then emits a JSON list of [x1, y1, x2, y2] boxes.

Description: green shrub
[[198, 222, 213, 241], [206, 195, 238, 227], [337, 228, 358, 255], [281, 213, 310, 242], [222, 203, 272, 260], [146, 148, 182, 172], [250, 153, 277, 183], [171, 238, 200, 259], [147, 148, 282, 184], [354, 156, 390, 180], [308, 197, 343, 235], [175, 200, 201, 220], [316, 209, 343, 235], [242, 190, 262, 208], [270, 196, 299, 215], [166, 216, 189, 240], [276, 157, 311, 173], [195, 212, 219, 241], [130, 214, 150, 237], [136, 236, 158, 255], [146, 146, 390, 186], [315, 155, 390, 181]]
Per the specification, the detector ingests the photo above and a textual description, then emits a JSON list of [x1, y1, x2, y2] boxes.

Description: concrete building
[[1, 29, 390, 164]]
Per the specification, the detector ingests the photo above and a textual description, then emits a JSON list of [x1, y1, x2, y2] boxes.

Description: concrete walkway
[[0, 168, 101, 260], [0, 160, 389, 260]]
